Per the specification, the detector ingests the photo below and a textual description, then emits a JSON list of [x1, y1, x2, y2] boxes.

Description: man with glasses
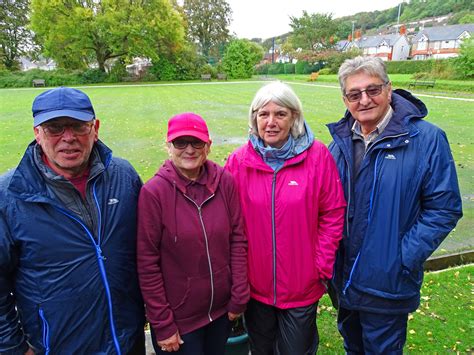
[[0, 87, 145, 354], [327, 56, 462, 353]]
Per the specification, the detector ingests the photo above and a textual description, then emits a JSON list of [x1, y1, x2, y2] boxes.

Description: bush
[[0, 68, 83, 88], [268, 63, 284, 75], [255, 64, 269, 75], [80, 69, 107, 84], [453, 38, 474, 79], [318, 68, 331, 75], [150, 58, 177, 81], [106, 60, 127, 83], [284, 63, 295, 74], [222, 39, 263, 79], [199, 64, 217, 78], [295, 61, 312, 74]]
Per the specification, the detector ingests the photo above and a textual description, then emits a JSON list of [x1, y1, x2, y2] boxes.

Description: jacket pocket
[[351, 238, 420, 299], [171, 266, 231, 321]]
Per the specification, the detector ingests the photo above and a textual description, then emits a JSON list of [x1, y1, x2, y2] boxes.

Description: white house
[[20, 57, 56, 71], [411, 24, 474, 60], [347, 34, 410, 61]]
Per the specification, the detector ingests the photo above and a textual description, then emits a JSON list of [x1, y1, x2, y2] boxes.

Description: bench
[[201, 74, 211, 81], [32, 79, 46, 87], [408, 79, 436, 89], [217, 73, 227, 80], [308, 72, 319, 82]]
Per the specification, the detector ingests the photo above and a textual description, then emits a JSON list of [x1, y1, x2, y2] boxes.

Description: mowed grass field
[[0, 81, 473, 352], [0, 80, 473, 254]]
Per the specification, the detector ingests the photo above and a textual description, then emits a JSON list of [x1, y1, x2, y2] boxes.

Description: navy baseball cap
[[32, 87, 96, 127]]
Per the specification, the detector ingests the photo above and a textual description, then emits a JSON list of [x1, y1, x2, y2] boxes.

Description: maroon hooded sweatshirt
[[137, 160, 249, 341]]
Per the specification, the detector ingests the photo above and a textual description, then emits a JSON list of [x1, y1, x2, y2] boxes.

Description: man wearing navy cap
[[0, 87, 145, 354]]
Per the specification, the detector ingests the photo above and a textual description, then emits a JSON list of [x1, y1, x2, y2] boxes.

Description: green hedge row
[[386, 59, 454, 74], [256, 61, 323, 76], [0, 68, 124, 88]]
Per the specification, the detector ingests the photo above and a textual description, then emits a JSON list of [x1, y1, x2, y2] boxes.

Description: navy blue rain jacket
[[0, 141, 145, 354], [327, 89, 462, 314]]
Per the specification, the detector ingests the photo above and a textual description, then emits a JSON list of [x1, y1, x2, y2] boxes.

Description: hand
[[228, 312, 241, 321], [24, 348, 35, 355], [157, 331, 184, 352]]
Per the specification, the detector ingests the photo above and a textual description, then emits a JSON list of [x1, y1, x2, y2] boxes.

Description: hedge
[[386, 59, 454, 74]]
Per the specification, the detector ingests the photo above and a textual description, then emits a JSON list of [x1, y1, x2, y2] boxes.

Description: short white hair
[[248, 81, 305, 138]]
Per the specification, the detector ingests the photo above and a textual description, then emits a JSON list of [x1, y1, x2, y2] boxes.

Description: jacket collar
[[7, 140, 112, 203], [327, 89, 427, 141]]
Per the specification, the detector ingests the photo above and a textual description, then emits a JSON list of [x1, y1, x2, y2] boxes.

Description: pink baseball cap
[[167, 112, 210, 142]]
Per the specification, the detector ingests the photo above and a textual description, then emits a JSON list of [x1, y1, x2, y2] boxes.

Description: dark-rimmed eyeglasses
[[41, 121, 94, 137], [171, 139, 206, 149], [344, 83, 388, 102]]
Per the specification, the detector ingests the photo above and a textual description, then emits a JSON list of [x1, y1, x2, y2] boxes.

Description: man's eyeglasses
[[344, 83, 388, 102], [41, 121, 94, 137], [172, 139, 206, 150]]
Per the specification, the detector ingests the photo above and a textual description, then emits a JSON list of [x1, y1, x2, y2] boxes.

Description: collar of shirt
[[352, 105, 393, 147]]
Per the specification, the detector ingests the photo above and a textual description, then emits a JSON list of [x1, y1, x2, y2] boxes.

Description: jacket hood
[[156, 159, 223, 195], [5, 140, 112, 203], [327, 89, 428, 138]]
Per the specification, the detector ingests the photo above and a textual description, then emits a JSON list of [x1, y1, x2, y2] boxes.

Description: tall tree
[[30, 0, 186, 71], [289, 12, 338, 52], [0, 0, 31, 70], [222, 39, 263, 79], [183, 0, 232, 60]]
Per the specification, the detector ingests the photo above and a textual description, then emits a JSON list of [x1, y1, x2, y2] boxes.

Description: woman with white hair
[[225, 81, 346, 354]]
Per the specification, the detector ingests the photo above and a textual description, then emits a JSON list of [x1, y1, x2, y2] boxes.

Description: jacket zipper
[[54, 180, 122, 355], [38, 308, 50, 355], [342, 132, 408, 294], [184, 194, 216, 322], [271, 172, 277, 305]]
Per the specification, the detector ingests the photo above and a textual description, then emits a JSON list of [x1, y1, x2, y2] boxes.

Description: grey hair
[[248, 81, 305, 139], [338, 56, 390, 94]]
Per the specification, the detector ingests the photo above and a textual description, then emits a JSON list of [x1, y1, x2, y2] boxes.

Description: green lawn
[[317, 264, 474, 354], [0, 80, 472, 254]]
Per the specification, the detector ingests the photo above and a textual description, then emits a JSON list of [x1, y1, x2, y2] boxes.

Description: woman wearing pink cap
[[136, 113, 249, 354]]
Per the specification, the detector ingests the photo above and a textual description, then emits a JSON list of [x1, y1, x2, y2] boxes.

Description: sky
[[227, 0, 404, 40]]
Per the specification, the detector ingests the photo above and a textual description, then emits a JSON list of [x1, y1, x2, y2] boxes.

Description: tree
[[30, 0, 186, 72], [222, 39, 263, 79], [183, 0, 232, 60], [454, 38, 474, 79], [0, 0, 32, 70], [289, 12, 338, 52]]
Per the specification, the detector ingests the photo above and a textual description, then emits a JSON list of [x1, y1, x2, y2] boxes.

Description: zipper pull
[[96, 246, 106, 260]]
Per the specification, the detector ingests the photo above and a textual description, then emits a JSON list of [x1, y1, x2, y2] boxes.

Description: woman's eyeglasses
[[172, 139, 206, 149], [344, 83, 388, 102], [41, 121, 94, 137]]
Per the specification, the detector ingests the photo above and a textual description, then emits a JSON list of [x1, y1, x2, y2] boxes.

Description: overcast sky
[[227, 0, 404, 40]]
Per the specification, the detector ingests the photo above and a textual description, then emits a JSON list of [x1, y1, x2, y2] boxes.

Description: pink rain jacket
[[225, 140, 346, 309]]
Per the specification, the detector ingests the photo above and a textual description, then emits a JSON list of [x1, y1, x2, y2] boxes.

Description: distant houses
[[339, 23, 472, 61], [262, 23, 473, 66], [411, 23, 474, 60], [347, 33, 411, 61]]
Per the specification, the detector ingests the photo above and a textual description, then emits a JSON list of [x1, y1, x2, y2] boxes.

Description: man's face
[[34, 117, 100, 179], [343, 73, 392, 134]]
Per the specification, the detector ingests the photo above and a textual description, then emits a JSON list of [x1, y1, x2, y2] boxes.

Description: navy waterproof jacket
[[327, 89, 462, 314], [0, 141, 145, 354]]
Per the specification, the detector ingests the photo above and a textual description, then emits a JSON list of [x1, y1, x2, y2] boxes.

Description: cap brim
[[34, 109, 95, 127], [167, 130, 209, 142]]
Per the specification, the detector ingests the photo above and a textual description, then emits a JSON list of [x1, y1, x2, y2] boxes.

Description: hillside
[[262, 0, 473, 48]]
